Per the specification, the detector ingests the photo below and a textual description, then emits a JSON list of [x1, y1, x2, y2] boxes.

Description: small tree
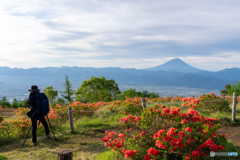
[[220, 82, 240, 96], [75, 76, 121, 103], [0, 96, 11, 108], [120, 88, 138, 100], [11, 98, 19, 108], [61, 75, 74, 103], [140, 90, 150, 97], [19, 98, 28, 108], [43, 86, 58, 104], [228, 82, 240, 96], [52, 97, 65, 107], [220, 84, 231, 96], [149, 92, 160, 98]]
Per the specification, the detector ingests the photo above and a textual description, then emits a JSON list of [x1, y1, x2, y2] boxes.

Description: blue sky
[[0, 0, 240, 71]]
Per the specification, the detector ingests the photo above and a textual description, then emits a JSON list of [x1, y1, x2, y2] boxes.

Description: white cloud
[[0, 0, 240, 70], [181, 52, 240, 71]]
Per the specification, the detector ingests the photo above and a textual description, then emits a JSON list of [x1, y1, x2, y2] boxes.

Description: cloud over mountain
[[0, 0, 240, 70]]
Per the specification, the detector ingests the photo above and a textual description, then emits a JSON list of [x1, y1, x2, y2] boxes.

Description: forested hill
[[0, 66, 234, 90], [1, 57, 240, 99]]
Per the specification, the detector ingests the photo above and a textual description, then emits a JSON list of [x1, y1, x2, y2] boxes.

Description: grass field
[[0, 105, 125, 160], [0, 100, 240, 160]]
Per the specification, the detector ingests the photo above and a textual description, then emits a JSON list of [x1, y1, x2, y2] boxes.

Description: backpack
[[35, 93, 50, 116]]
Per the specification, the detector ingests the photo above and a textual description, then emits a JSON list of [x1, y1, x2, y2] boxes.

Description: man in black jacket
[[27, 85, 50, 146]]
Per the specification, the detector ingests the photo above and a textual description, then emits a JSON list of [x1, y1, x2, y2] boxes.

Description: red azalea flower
[[124, 150, 137, 158], [126, 115, 133, 119], [192, 150, 200, 158], [133, 135, 138, 139], [187, 108, 199, 116], [212, 132, 217, 137], [182, 103, 187, 107], [140, 131, 146, 136], [185, 127, 192, 133], [178, 131, 186, 137], [201, 152, 206, 157], [181, 119, 187, 124], [153, 130, 165, 139], [186, 138, 195, 145], [144, 155, 150, 160], [217, 145, 224, 151], [118, 133, 125, 138], [162, 108, 170, 114], [170, 109, 179, 115], [101, 137, 108, 142], [155, 140, 165, 149], [147, 148, 159, 156], [108, 131, 116, 136], [161, 105, 166, 108], [167, 128, 177, 136], [178, 143, 184, 149]]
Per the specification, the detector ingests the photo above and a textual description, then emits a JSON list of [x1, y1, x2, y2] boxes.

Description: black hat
[[28, 85, 40, 92]]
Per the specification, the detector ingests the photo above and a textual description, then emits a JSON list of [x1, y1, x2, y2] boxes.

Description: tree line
[[0, 75, 160, 108], [220, 82, 240, 96]]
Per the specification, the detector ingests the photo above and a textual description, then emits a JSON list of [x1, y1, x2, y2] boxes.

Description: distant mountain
[[0, 65, 229, 90], [145, 58, 203, 73], [2, 59, 239, 99], [0, 66, 12, 74], [196, 67, 240, 82]]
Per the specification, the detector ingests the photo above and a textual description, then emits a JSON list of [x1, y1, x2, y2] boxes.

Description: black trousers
[[31, 116, 50, 143]]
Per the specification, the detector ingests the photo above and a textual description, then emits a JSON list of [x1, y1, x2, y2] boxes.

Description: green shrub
[[0, 154, 7, 160], [197, 93, 231, 113], [101, 106, 234, 159]]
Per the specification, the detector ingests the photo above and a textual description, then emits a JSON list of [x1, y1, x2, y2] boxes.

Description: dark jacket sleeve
[[28, 94, 37, 111]]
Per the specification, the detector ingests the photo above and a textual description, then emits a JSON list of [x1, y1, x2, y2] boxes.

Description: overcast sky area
[[0, 0, 240, 71]]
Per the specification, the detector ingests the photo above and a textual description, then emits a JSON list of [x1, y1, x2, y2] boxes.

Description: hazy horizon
[[1, 58, 239, 72]]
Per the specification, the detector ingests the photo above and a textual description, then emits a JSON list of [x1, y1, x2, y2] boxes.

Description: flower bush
[[107, 94, 233, 117], [10, 117, 31, 138], [181, 93, 231, 113], [146, 96, 184, 103], [0, 100, 108, 145], [106, 97, 143, 115], [101, 105, 228, 160], [52, 100, 106, 120]]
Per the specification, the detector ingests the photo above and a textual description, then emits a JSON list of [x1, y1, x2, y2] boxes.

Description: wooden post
[[57, 149, 73, 160], [68, 107, 74, 132], [142, 97, 147, 109], [232, 92, 237, 121]]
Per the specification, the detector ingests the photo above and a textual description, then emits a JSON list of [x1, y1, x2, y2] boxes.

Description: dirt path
[[0, 131, 108, 160], [217, 126, 240, 149]]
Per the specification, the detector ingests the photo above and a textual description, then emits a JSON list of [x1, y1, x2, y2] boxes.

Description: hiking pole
[[22, 124, 32, 147], [46, 115, 57, 141]]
